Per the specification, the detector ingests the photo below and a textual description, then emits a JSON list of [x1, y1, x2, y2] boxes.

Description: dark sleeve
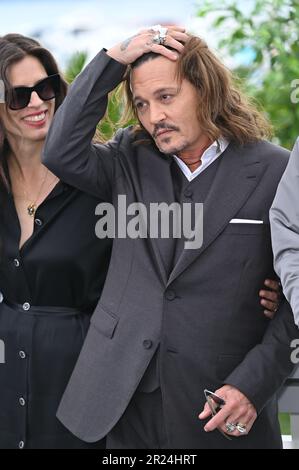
[[42, 49, 127, 200], [224, 299, 299, 414]]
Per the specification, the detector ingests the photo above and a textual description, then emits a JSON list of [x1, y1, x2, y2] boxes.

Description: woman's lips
[[22, 110, 48, 128]]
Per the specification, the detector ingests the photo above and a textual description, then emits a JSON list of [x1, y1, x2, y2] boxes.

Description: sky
[[0, 0, 208, 67]]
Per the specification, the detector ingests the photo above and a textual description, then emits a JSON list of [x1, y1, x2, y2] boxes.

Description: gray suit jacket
[[43, 50, 299, 449], [270, 138, 299, 327]]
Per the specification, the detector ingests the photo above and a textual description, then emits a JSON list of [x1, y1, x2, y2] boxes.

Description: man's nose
[[149, 105, 166, 125], [27, 91, 44, 107]]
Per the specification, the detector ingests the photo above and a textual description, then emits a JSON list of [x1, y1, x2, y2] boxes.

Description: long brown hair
[[120, 35, 272, 145], [0, 34, 68, 191]]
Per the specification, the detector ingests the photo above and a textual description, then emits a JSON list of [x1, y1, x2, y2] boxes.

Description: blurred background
[[0, 0, 298, 148], [0, 0, 204, 67], [1, 0, 298, 437]]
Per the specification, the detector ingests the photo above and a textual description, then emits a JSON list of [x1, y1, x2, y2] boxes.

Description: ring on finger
[[159, 27, 168, 37], [152, 33, 162, 44], [160, 35, 167, 45], [151, 24, 162, 32], [236, 423, 247, 434], [152, 33, 167, 46], [225, 422, 236, 433]]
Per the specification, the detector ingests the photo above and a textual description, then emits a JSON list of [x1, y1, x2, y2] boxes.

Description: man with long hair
[[43, 27, 298, 449]]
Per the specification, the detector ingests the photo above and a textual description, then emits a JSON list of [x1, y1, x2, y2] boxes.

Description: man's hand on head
[[106, 26, 189, 65]]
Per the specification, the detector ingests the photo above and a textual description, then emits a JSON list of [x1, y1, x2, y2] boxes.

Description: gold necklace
[[26, 168, 49, 217], [14, 168, 49, 217]]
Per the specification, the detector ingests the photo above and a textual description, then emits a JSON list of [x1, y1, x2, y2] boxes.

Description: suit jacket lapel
[[135, 144, 176, 285], [167, 142, 267, 286]]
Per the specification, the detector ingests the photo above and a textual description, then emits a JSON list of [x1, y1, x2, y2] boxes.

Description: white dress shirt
[[173, 137, 230, 182]]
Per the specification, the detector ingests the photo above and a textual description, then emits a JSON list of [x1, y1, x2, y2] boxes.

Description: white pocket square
[[229, 219, 263, 224]]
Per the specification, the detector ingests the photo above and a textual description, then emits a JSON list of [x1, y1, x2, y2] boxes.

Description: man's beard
[[155, 137, 189, 156]]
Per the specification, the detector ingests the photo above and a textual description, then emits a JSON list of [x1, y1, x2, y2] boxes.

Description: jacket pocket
[[90, 304, 119, 339], [224, 223, 268, 235]]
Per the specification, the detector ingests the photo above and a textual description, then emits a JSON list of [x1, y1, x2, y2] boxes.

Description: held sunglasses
[[6, 73, 61, 111], [204, 389, 232, 441]]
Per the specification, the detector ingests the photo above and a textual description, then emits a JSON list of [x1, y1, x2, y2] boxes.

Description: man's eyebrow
[[133, 87, 179, 103], [153, 87, 178, 96]]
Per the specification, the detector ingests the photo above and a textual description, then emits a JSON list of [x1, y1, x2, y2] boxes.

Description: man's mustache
[[152, 123, 180, 138]]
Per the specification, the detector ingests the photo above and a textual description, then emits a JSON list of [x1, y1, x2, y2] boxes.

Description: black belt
[[1, 299, 88, 317]]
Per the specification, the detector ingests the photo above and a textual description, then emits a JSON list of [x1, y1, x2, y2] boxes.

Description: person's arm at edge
[[270, 138, 299, 327]]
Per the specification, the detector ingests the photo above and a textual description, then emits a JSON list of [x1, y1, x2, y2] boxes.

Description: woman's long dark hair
[[0, 33, 68, 192], [0, 34, 67, 260]]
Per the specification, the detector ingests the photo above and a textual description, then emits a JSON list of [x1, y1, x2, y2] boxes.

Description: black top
[[0, 180, 112, 310]]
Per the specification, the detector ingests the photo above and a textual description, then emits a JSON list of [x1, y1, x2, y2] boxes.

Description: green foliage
[[64, 51, 88, 84], [97, 85, 131, 142], [197, 0, 299, 149]]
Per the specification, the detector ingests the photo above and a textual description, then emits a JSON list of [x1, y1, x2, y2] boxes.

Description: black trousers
[[106, 388, 169, 449]]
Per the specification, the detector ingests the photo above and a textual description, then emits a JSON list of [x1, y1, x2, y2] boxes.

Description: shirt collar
[[173, 137, 230, 182]]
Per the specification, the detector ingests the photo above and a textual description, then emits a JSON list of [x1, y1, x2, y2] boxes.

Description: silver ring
[[236, 423, 247, 434], [152, 33, 167, 46], [159, 27, 168, 38], [151, 24, 162, 32], [152, 33, 162, 45], [160, 35, 167, 46], [225, 422, 236, 433], [150, 25, 168, 46]]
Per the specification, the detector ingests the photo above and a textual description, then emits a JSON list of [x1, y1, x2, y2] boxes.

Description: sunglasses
[[6, 74, 61, 111], [204, 389, 232, 441]]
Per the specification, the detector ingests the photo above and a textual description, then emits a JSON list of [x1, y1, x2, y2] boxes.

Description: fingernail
[[204, 427, 209, 432]]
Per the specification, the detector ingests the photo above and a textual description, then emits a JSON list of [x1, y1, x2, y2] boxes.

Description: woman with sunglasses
[[0, 34, 112, 449]]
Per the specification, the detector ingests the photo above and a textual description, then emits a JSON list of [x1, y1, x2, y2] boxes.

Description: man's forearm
[[42, 50, 126, 197]]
